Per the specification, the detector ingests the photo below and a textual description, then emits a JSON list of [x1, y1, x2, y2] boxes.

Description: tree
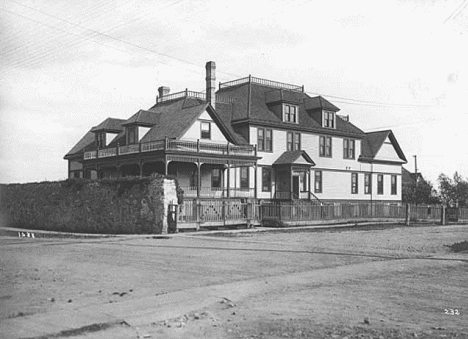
[[402, 177, 439, 205], [438, 172, 468, 207]]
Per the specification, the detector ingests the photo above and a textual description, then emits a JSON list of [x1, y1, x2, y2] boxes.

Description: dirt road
[[1, 224, 467, 338]]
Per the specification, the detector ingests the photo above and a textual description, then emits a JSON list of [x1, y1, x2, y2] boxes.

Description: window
[[257, 128, 273, 152], [257, 128, 264, 151], [211, 168, 222, 188], [262, 167, 272, 192], [240, 167, 249, 190], [265, 129, 272, 151], [351, 173, 358, 194], [343, 139, 355, 159], [287, 132, 301, 151], [201, 121, 211, 139], [190, 169, 198, 187], [324, 111, 335, 128], [377, 174, 384, 195], [300, 171, 307, 191], [283, 104, 298, 123], [319, 136, 332, 157], [127, 127, 137, 144], [391, 175, 397, 195], [364, 173, 372, 194], [294, 133, 301, 151], [97, 133, 106, 148], [314, 170, 322, 193]]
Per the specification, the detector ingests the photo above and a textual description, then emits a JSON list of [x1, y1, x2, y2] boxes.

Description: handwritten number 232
[[445, 309, 460, 315]]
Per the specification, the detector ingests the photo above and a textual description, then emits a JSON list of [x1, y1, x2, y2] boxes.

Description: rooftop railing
[[219, 75, 304, 92], [156, 89, 235, 104], [83, 138, 256, 160]]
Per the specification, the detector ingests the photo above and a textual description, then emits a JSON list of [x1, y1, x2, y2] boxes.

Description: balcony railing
[[83, 138, 257, 160]]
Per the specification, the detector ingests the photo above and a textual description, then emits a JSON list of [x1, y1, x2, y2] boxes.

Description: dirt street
[[1, 224, 467, 338]]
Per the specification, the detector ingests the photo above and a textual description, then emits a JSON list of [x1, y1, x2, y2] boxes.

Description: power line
[[0, 0, 187, 72], [443, 0, 466, 23]]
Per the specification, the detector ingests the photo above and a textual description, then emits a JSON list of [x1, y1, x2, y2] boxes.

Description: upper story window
[[343, 139, 355, 159], [201, 121, 211, 139], [323, 110, 335, 129], [287, 132, 301, 151], [258, 128, 273, 152], [319, 135, 332, 157], [127, 127, 137, 144], [283, 104, 298, 123]]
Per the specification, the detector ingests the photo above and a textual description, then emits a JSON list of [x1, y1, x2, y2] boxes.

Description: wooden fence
[[175, 200, 468, 230], [177, 199, 260, 229]]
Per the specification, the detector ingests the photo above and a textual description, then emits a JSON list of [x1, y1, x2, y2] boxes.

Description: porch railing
[[84, 138, 256, 160], [180, 186, 254, 198]]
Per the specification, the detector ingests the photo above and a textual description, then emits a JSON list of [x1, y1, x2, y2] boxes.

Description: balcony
[[83, 138, 257, 160]]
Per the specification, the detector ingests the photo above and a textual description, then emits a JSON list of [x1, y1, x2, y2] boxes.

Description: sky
[[0, 0, 467, 186]]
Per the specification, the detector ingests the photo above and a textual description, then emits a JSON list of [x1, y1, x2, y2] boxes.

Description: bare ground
[[0, 224, 467, 338]]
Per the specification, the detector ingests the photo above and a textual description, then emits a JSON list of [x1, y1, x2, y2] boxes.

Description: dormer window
[[127, 126, 137, 144], [96, 133, 106, 148], [283, 104, 298, 123], [323, 110, 335, 128]]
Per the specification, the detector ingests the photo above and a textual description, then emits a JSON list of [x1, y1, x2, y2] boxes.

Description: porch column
[[197, 160, 201, 198], [254, 164, 258, 199], [164, 156, 168, 175], [139, 160, 143, 177], [226, 162, 230, 198], [308, 168, 311, 200]]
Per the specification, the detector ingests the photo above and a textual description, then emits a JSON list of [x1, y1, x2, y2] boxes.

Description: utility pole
[[413, 155, 418, 187]]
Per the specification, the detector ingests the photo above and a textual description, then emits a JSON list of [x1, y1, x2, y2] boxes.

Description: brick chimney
[[158, 86, 170, 100], [205, 61, 216, 109]]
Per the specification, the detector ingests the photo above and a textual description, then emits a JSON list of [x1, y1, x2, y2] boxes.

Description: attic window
[[201, 121, 211, 139], [323, 110, 335, 129], [283, 104, 298, 123]]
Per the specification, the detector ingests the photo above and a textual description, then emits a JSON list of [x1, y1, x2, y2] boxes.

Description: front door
[[292, 176, 300, 199]]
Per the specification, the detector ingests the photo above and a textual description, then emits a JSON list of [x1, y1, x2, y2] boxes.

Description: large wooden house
[[65, 61, 407, 203]]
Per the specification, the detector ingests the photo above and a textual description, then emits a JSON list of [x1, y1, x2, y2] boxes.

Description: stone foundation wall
[[0, 175, 178, 234]]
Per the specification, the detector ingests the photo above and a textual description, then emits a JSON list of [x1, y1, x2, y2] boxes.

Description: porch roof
[[273, 150, 315, 166]]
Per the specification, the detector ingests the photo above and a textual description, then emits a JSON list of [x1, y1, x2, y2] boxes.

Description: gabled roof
[[90, 117, 125, 133], [360, 130, 407, 163], [141, 98, 245, 145], [217, 82, 364, 138], [122, 110, 160, 126], [64, 129, 95, 158], [402, 167, 423, 185], [273, 150, 315, 166]]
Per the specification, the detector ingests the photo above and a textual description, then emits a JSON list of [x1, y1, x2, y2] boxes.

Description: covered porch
[[272, 150, 319, 202]]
